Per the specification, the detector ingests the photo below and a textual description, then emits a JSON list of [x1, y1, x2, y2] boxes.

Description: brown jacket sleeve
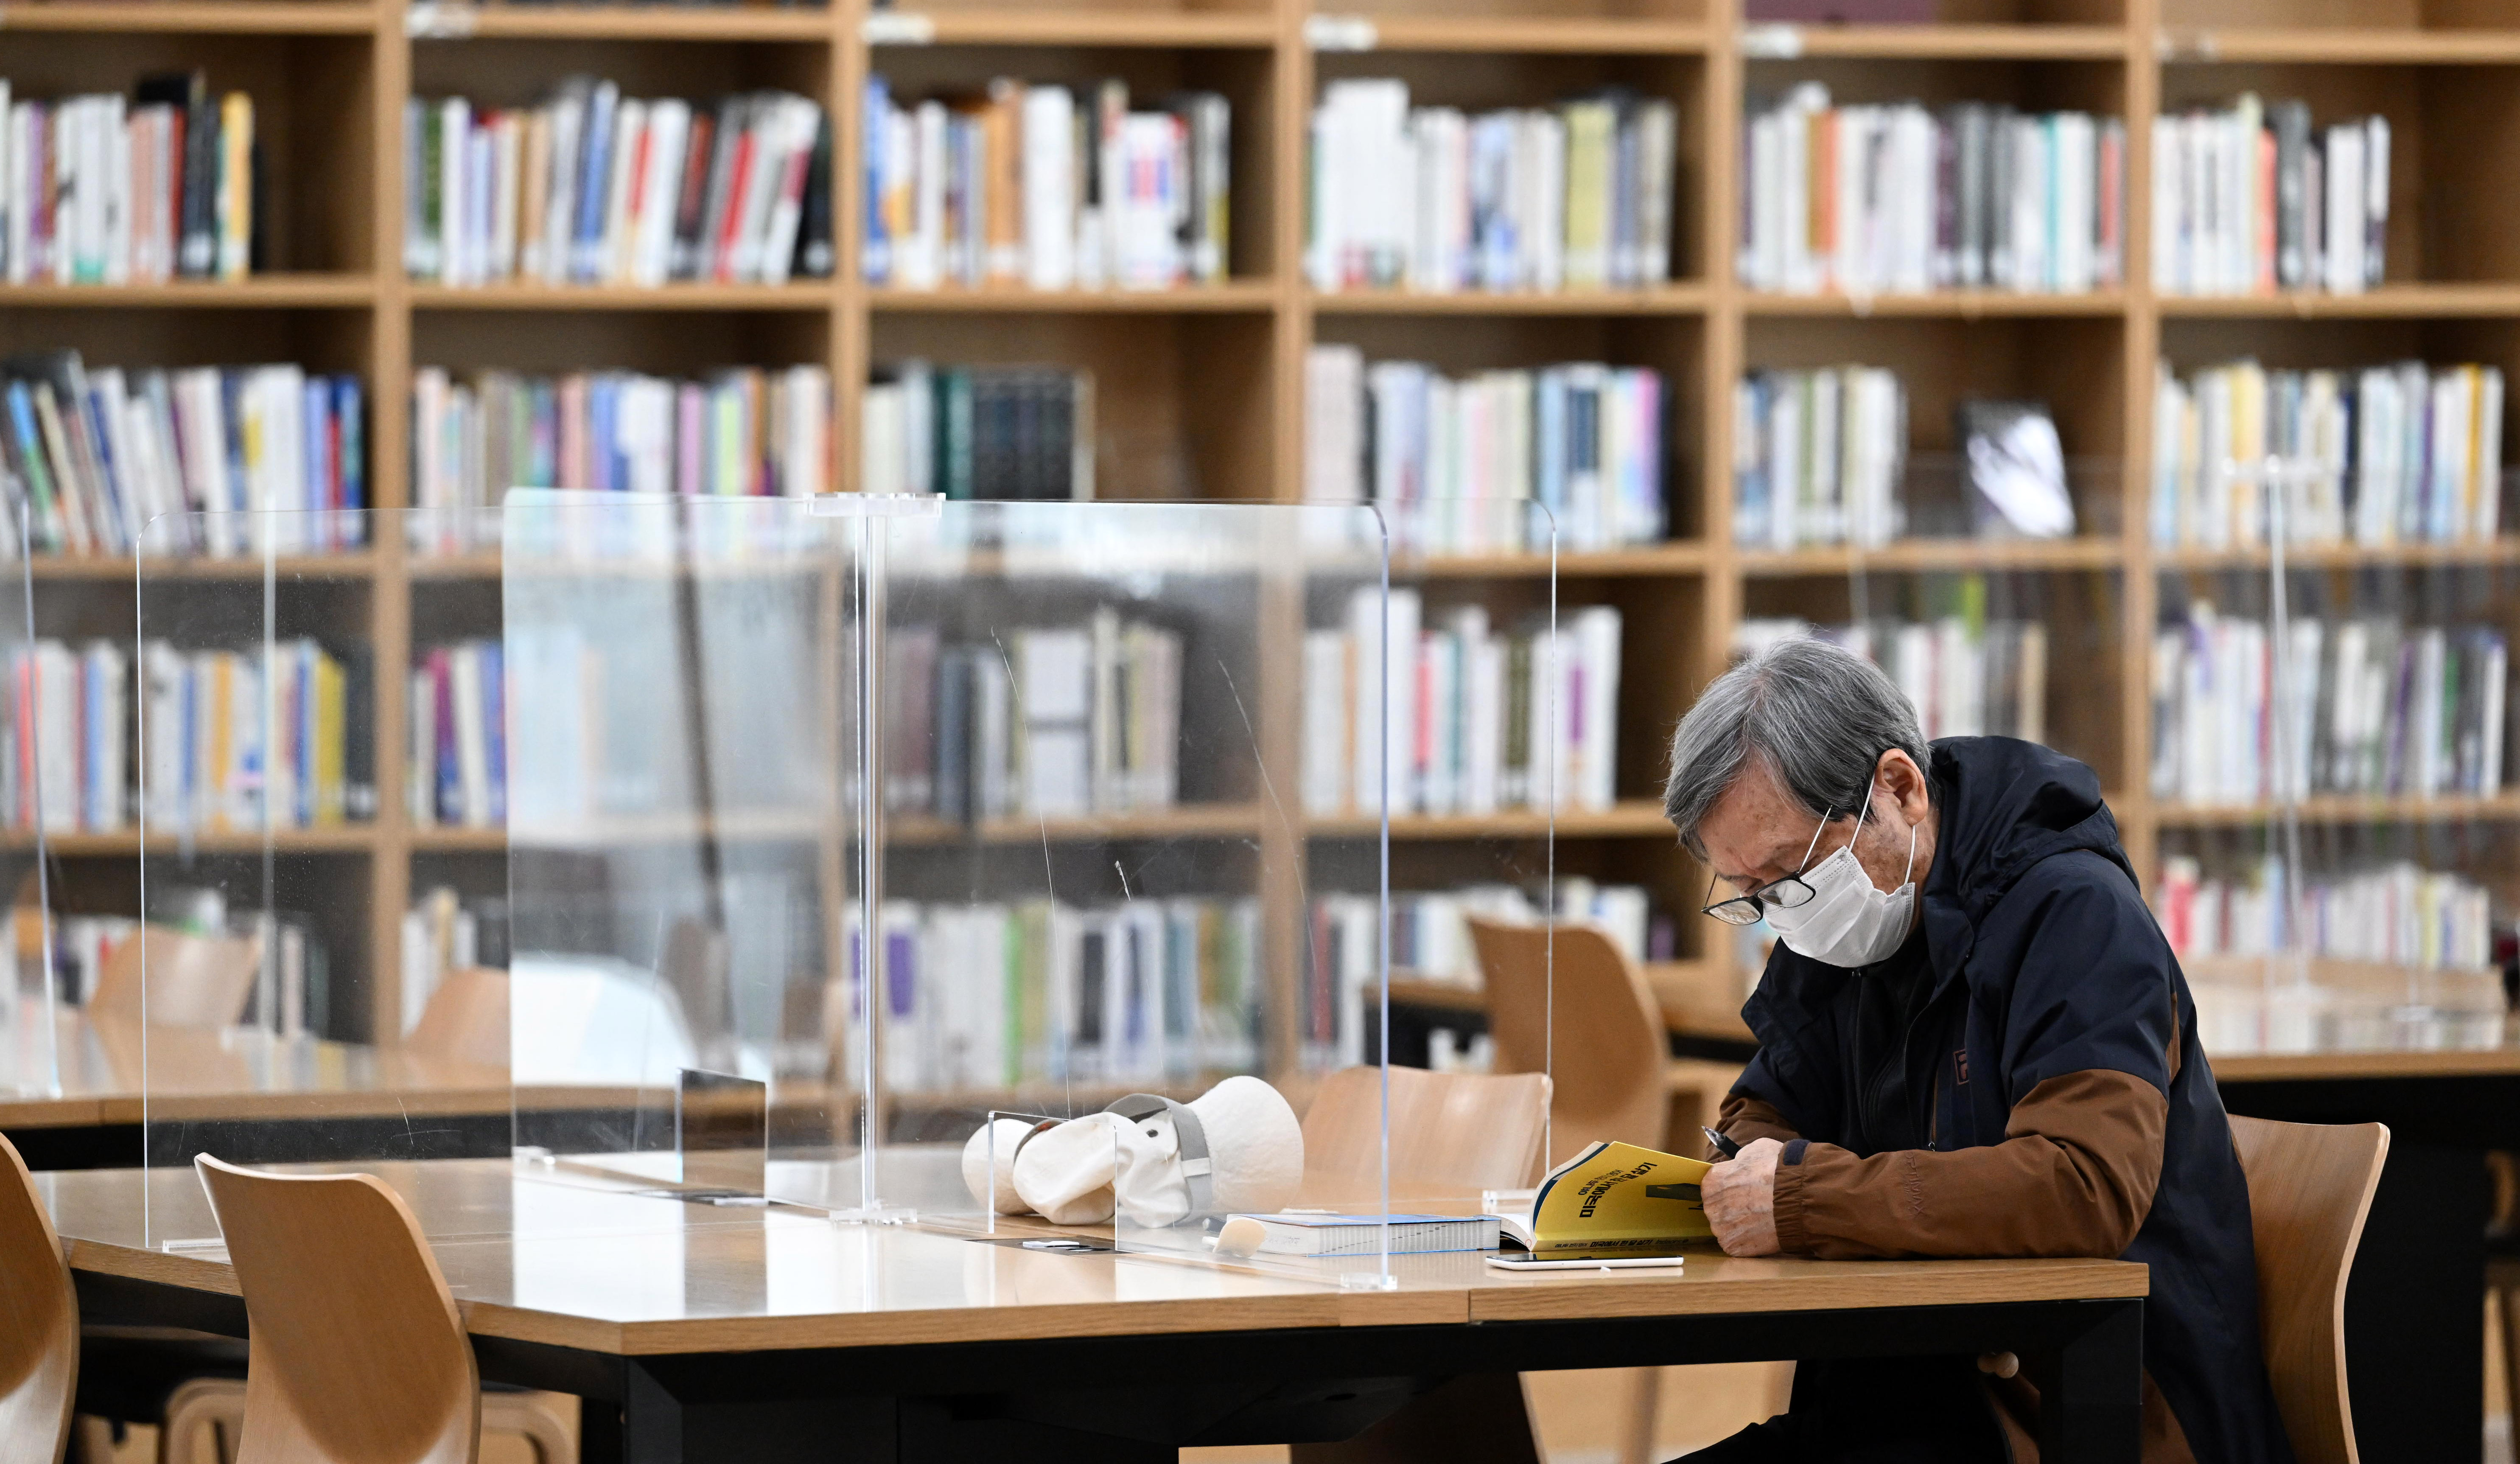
[[1711, 1091, 1802, 1160], [1770, 1067, 2169, 1259]]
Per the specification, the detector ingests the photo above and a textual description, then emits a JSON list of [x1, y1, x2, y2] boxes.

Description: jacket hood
[[1923, 737, 2134, 925]]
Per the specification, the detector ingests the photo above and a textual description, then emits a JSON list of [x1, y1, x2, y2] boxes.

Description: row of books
[[853, 896, 1261, 1091], [1302, 348, 1667, 554], [2153, 100, 2388, 298], [409, 639, 507, 831], [1381, 878, 1659, 987], [2, 354, 367, 558], [400, 885, 507, 1036], [2149, 359, 2504, 549], [1301, 590, 1624, 818], [2150, 606, 2509, 805], [861, 362, 1095, 502], [406, 365, 834, 552], [1731, 365, 1908, 551], [885, 614, 1183, 824], [0, 637, 373, 835], [1735, 614, 2050, 746], [1307, 81, 1677, 294], [403, 82, 834, 287], [2156, 855, 2492, 972], [1741, 90, 2125, 297], [1, 76, 255, 285], [860, 78, 1229, 292]]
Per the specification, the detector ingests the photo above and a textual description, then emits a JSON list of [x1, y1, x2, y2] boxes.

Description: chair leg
[[2498, 1282, 2520, 1448], [482, 1393, 577, 1464], [1623, 1368, 1663, 1464], [159, 1379, 246, 1464], [71, 1416, 117, 1464]]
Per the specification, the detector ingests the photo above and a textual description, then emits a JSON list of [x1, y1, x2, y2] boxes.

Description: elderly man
[[1669, 639, 2290, 1464]]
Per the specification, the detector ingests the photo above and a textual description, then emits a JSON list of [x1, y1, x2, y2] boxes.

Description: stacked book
[[1736, 613, 2049, 745], [1304, 347, 1666, 553], [400, 886, 507, 1036], [2, 353, 367, 558], [2153, 98, 2388, 297], [1, 637, 371, 834], [2151, 605, 2509, 805], [861, 362, 1094, 500], [850, 896, 1263, 1091], [409, 639, 506, 831], [2, 74, 256, 284], [2149, 359, 2504, 548], [885, 614, 1182, 824], [861, 77, 1229, 291], [2156, 855, 2494, 972], [1740, 88, 2125, 295], [1732, 365, 1909, 550], [406, 365, 833, 553], [403, 81, 833, 287], [1302, 589, 1623, 817], [1307, 81, 1677, 293]]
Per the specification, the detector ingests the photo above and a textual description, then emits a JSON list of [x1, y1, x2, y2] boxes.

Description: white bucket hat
[[959, 1075, 1305, 1227]]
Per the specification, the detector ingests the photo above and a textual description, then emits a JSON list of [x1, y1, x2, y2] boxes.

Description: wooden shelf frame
[[13, 0, 2520, 1051]]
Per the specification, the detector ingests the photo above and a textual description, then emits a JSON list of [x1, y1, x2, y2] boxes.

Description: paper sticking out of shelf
[[1305, 14, 1380, 50], [1740, 24, 1804, 57], [405, 4, 478, 38], [862, 11, 938, 45]]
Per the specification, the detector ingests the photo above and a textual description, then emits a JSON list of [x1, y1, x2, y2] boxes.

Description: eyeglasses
[[1700, 806, 1838, 926]]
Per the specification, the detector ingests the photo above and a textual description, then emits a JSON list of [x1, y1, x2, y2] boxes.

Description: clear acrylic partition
[[2156, 460, 2520, 1057], [0, 531, 53, 1109], [1104, 499, 1558, 1287], [131, 509, 493, 1246], [503, 494, 1452, 1279]]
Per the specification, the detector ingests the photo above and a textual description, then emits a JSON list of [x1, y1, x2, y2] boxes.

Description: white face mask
[[1762, 779, 1919, 969]]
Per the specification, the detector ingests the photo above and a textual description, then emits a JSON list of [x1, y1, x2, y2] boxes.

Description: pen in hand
[[1703, 1125, 1742, 1160]]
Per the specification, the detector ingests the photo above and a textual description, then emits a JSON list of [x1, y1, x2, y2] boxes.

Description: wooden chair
[[406, 968, 510, 1070], [193, 1155, 480, 1464], [2228, 1115, 2391, 1464], [1301, 1064, 1552, 1196], [0, 1132, 76, 1464], [1468, 917, 1667, 1165], [86, 928, 263, 1030], [1295, 1067, 1551, 1464]]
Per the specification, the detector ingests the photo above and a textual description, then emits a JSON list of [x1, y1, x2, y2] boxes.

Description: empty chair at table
[[85, 928, 262, 1030]]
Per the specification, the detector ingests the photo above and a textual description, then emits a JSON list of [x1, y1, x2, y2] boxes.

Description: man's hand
[[1700, 1137, 1784, 1257]]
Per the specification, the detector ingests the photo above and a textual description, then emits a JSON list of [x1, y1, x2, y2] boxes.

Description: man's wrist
[[1770, 1143, 1812, 1254]]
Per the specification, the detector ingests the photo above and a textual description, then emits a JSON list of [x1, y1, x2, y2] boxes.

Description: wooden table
[[2, 1010, 513, 1168], [41, 1156, 2150, 1464]]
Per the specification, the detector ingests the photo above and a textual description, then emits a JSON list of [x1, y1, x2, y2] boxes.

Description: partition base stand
[[829, 1206, 920, 1226]]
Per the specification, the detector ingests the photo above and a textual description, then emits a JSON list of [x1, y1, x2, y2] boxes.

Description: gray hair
[[1662, 637, 1929, 858]]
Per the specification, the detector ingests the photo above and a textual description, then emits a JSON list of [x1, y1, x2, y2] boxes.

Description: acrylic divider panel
[[878, 500, 1397, 1240], [1097, 500, 1559, 1287], [0, 541, 54, 1108], [502, 492, 858, 1206], [129, 510, 468, 1247], [2153, 462, 2520, 1056]]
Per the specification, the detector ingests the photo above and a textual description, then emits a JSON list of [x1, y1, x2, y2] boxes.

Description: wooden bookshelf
[[14, 0, 2520, 1055]]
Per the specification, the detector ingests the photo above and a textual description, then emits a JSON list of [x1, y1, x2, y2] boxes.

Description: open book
[[1497, 1140, 1716, 1259]]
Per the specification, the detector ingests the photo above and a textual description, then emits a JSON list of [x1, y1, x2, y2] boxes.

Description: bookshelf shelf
[[0, 2, 380, 31], [894, 9, 1279, 44], [867, 283, 1280, 312], [1772, 23, 2127, 58], [14, 828, 381, 856], [0, 277, 379, 307], [1347, 17, 1712, 52], [1309, 286, 1710, 314], [18, 0, 2520, 1054]]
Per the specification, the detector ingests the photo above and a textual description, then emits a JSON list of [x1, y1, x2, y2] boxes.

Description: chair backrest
[[2227, 1115, 2390, 1464], [88, 927, 263, 1029], [1303, 1065, 1552, 1194], [1468, 916, 1668, 1164], [0, 1133, 76, 1464], [195, 1156, 479, 1464], [406, 968, 511, 1070]]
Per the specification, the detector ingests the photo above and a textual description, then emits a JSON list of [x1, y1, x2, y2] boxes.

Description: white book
[[2476, 367, 2504, 539], [2323, 123, 2364, 296], [758, 96, 820, 287], [489, 112, 521, 282], [1302, 629, 1350, 815], [1022, 86, 1076, 291], [599, 99, 645, 285], [2363, 115, 2389, 290], [630, 99, 689, 288], [907, 101, 947, 291]]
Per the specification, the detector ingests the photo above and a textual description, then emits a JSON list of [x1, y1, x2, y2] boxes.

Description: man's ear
[[1877, 748, 1931, 824]]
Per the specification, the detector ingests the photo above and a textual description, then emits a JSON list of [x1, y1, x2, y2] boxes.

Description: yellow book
[[218, 92, 253, 281], [209, 655, 233, 831], [1562, 101, 1614, 289], [314, 650, 345, 825], [1499, 1140, 1715, 1259]]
